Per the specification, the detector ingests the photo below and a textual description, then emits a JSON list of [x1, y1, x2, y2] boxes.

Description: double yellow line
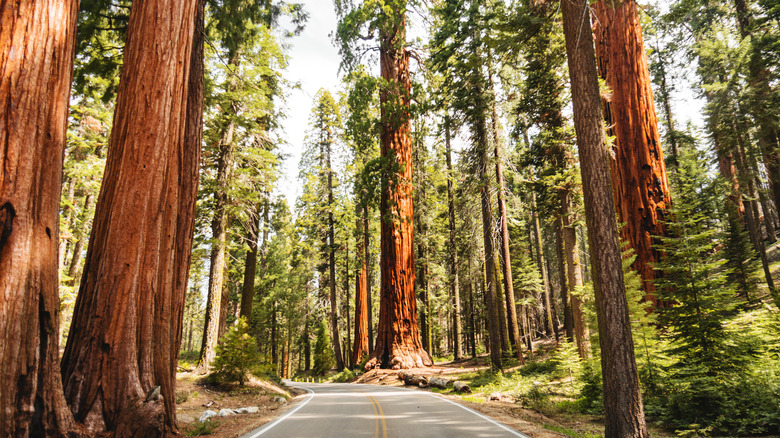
[[365, 394, 387, 438]]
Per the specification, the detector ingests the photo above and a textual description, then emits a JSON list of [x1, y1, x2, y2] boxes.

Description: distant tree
[[336, 0, 432, 369], [313, 319, 336, 375]]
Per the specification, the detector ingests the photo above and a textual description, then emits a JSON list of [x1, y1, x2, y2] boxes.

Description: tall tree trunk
[[593, 0, 672, 307], [304, 297, 312, 372], [352, 214, 369, 365], [327, 136, 344, 371], [0, 0, 80, 434], [271, 300, 278, 366], [60, 0, 201, 434], [66, 194, 95, 286], [445, 117, 463, 360], [532, 193, 558, 342], [345, 238, 352, 367], [488, 64, 524, 364], [239, 200, 264, 323], [365, 12, 432, 370], [59, 178, 77, 272], [562, 0, 648, 434], [561, 189, 591, 358], [556, 218, 575, 341], [365, 209, 374, 352]]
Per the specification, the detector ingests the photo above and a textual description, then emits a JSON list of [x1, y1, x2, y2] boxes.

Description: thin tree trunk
[[532, 193, 558, 342], [561, 189, 591, 358], [0, 0, 80, 433], [556, 218, 574, 341], [345, 238, 352, 367], [445, 117, 463, 360], [594, 0, 672, 308], [365, 12, 432, 370], [60, 0, 201, 433], [488, 64, 524, 364], [66, 194, 94, 286], [327, 135, 344, 371], [561, 0, 648, 433], [365, 208, 374, 352], [239, 200, 264, 322]]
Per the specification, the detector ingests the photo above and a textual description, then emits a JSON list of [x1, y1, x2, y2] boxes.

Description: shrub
[[184, 419, 218, 436], [209, 317, 261, 386]]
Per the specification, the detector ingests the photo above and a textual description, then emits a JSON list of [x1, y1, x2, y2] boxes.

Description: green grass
[[184, 419, 219, 436], [542, 423, 601, 438]]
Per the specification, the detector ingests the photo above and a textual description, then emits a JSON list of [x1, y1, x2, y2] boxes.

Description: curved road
[[239, 381, 531, 438]]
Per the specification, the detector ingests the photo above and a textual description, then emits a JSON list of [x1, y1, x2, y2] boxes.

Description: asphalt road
[[239, 381, 532, 438]]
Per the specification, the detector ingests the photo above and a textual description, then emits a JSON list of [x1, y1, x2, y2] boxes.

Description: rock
[[233, 408, 249, 414], [218, 408, 235, 417], [489, 392, 501, 401], [428, 376, 451, 389], [453, 381, 471, 393], [178, 414, 196, 424], [199, 410, 218, 422], [245, 406, 259, 413], [272, 396, 287, 404]]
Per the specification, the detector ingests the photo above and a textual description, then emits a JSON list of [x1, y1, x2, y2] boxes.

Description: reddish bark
[[0, 0, 80, 435], [59, 0, 199, 434], [352, 214, 369, 365], [593, 0, 671, 307], [562, 0, 648, 434], [365, 13, 432, 370]]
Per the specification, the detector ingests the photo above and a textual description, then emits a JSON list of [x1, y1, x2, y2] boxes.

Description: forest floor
[[174, 370, 302, 437]]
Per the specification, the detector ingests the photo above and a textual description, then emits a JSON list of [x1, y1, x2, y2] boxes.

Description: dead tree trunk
[[594, 0, 672, 307], [365, 13, 432, 370], [60, 0, 201, 434], [561, 0, 648, 434], [0, 0, 80, 434]]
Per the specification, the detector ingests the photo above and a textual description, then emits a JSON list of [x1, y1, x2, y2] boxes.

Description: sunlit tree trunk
[[560, 189, 590, 358], [562, 0, 648, 434], [60, 0, 200, 434], [352, 213, 369, 365], [365, 11, 432, 370], [593, 0, 671, 307], [0, 0, 79, 434]]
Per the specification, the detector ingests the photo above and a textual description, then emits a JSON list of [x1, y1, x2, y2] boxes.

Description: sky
[[277, 0, 342, 209]]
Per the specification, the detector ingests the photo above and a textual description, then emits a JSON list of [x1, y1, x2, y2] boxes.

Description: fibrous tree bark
[[60, 0, 201, 434], [560, 189, 591, 358], [593, 0, 672, 307], [365, 8, 432, 370], [0, 0, 79, 434], [561, 0, 648, 435], [352, 212, 370, 365], [531, 193, 558, 342]]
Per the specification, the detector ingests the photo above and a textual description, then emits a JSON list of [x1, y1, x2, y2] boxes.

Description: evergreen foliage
[[210, 317, 263, 386], [313, 319, 336, 376]]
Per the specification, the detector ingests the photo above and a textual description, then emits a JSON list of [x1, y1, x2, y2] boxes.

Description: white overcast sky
[[276, 0, 342, 209]]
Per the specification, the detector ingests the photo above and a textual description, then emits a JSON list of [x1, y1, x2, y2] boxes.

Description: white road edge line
[[420, 392, 532, 438], [245, 386, 315, 438]]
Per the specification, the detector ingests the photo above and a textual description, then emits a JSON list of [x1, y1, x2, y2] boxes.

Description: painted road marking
[[245, 386, 314, 438], [365, 395, 388, 438]]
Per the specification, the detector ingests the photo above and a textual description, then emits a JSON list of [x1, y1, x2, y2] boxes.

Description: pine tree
[[313, 319, 336, 376]]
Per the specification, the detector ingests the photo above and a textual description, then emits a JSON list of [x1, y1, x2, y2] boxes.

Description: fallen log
[[399, 371, 429, 387], [453, 381, 471, 393], [428, 376, 451, 389]]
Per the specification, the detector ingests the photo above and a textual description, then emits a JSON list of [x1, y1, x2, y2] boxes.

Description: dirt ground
[[175, 372, 304, 437]]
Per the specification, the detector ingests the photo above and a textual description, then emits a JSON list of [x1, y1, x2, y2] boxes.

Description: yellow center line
[[368, 395, 379, 438], [365, 395, 387, 438]]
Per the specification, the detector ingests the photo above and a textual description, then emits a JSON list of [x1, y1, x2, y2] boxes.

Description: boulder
[[199, 410, 218, 422], [218, 408, 235, 417]]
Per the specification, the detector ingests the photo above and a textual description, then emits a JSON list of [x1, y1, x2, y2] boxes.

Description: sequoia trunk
[[593, 0, 671, 307], [561, 0, 648, 434], [365, 11, 432, 370], [60, 0, 200, 434], [352, 213, 370, 365], [0, 0, 79, 434]]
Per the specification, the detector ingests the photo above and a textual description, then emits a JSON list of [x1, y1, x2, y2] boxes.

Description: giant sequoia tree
[[59, 0, 201, 434], [337, 0, 432, 369], [593, 0, 672, 306], [0, 0, 79, 435]]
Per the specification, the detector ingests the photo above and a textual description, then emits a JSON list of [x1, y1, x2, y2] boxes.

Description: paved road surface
[[239, 381, 531, 438]]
